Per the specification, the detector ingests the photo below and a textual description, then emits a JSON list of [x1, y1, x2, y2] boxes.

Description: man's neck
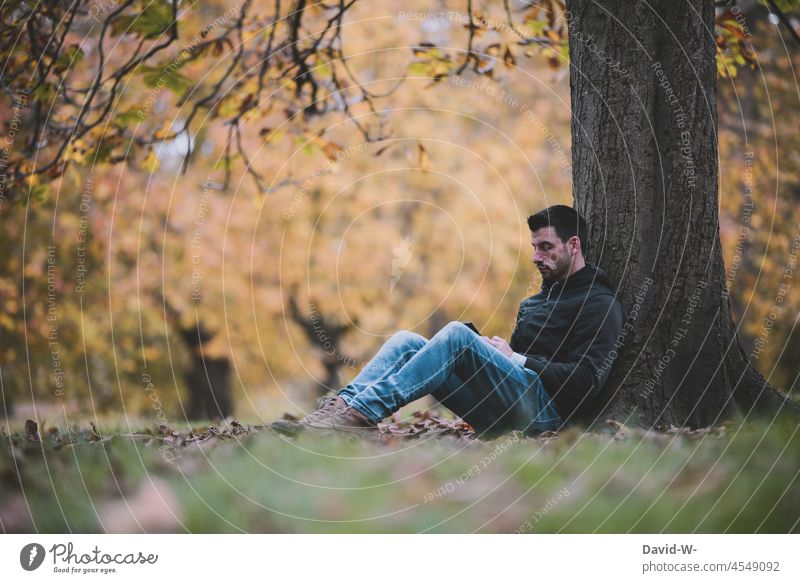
[[557, 256, 586, 284]]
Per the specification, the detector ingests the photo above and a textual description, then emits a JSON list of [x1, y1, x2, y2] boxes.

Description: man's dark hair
[[527, 205, 588, 252]]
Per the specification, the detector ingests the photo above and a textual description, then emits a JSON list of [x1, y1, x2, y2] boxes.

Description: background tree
[[1, 0, 797, 425]]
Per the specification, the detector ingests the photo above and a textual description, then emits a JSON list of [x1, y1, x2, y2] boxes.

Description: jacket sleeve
[[521, 294, 625, 417]]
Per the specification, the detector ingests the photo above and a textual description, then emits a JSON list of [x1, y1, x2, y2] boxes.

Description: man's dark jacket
[[509, 263, 625, 423]]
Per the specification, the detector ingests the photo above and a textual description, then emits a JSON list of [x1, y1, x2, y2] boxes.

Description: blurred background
[[1, 0, 798, 427]]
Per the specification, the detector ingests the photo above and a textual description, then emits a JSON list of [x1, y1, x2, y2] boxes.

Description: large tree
[[566, 0, 799, 428], [2, 0, 798, 425]]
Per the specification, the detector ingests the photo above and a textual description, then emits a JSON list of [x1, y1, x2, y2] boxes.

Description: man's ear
[[569, 236, 580, 256]]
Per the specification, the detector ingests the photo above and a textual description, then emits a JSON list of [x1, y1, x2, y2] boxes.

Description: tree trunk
[[565, 0, 799, 428], [185, 354, 232, 421], [287, 290, 357, 399], [179, 324, 233, 420]]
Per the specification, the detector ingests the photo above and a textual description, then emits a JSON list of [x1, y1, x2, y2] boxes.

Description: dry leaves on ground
[[5, 416, 737, 457]]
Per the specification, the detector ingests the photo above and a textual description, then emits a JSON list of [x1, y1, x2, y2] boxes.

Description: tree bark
[[185, 354, 232, 421], [565, 0, 799, 428], [287, 290, 357, 398], [180, 324, 233, 421]]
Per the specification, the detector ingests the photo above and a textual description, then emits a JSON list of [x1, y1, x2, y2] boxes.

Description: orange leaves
[[503, 45, 517, 69], [141, 149, 160, 173], [211, 76, 260, 121], [284, 130, 345, 162], [715, 9, 756, 78], [523, 0, 568, 30], [417, 142, 432, 172]]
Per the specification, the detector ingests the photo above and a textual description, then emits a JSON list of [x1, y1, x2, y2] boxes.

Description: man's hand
[[482, 335, 513, 357]]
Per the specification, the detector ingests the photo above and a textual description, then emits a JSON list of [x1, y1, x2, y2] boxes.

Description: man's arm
[[484, 337, 539, 368], [483, 335, 528, 366], [520, 295, 625, 417]]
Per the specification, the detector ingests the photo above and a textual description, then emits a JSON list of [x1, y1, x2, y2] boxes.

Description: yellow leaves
[[409, 44, 455, 81], [521, 0, 568, 49], [541, 46, 564, 71], [64, 139, 89, 165], [462, 10, 488, 37], [296, 131, 344, 162], [24, 169, 40, 188], [243, 27, 263, 45], [213, 153, 237, 172], [524, 17, 549, 37], [374, 140, 432, 171], [142, 149, 160, 173], [241, 75, 260, 96], [714, 10, 755, 79], [503, 46, 516, 69], [153, 120, 174, 140], [259, 127, 283, 145], [417, 142, 432, 172], [717, 55, 737, 79], [252, 191, 266, 210], [213, 78, 259, 121], [0, 312, 16, 334], [261, 20, 283, 42], [315, 60, 333, 79], [215, 94, 242, 120]]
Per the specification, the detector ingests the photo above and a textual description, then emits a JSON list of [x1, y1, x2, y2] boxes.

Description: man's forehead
[[531, 226, 560, 244]]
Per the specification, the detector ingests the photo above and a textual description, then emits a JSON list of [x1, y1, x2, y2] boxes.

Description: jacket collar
[[541, 263, 610, 296]]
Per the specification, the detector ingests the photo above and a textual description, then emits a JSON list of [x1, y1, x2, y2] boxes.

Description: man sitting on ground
[[274, 205, 625, 438]]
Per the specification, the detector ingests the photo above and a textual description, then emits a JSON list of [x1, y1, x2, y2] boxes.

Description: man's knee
[[436, 321, 472, 344], [390, 329, 427, 348]]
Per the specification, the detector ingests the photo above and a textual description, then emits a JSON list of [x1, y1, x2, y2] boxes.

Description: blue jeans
[[337, 321, 562, 437]]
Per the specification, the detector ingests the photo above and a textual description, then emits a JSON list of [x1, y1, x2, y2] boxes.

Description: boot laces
[[315, 395, 339, 411], [304, 395, 342, 421]]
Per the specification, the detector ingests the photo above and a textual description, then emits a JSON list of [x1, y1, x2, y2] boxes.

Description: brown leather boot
[[301, 395, 347, 424], [303, 405, 379, 434], [270, 396, 368, 437]]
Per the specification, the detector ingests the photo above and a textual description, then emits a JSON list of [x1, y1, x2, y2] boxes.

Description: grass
[[1, 415, 799, 533]]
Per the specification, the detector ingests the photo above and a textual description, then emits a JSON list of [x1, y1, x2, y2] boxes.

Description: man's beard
[[539, 254, 571, 283]]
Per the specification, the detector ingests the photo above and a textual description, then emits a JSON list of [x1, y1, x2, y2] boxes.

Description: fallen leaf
[[605, 419, 630, 440], [24, 419, 40, 443]]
